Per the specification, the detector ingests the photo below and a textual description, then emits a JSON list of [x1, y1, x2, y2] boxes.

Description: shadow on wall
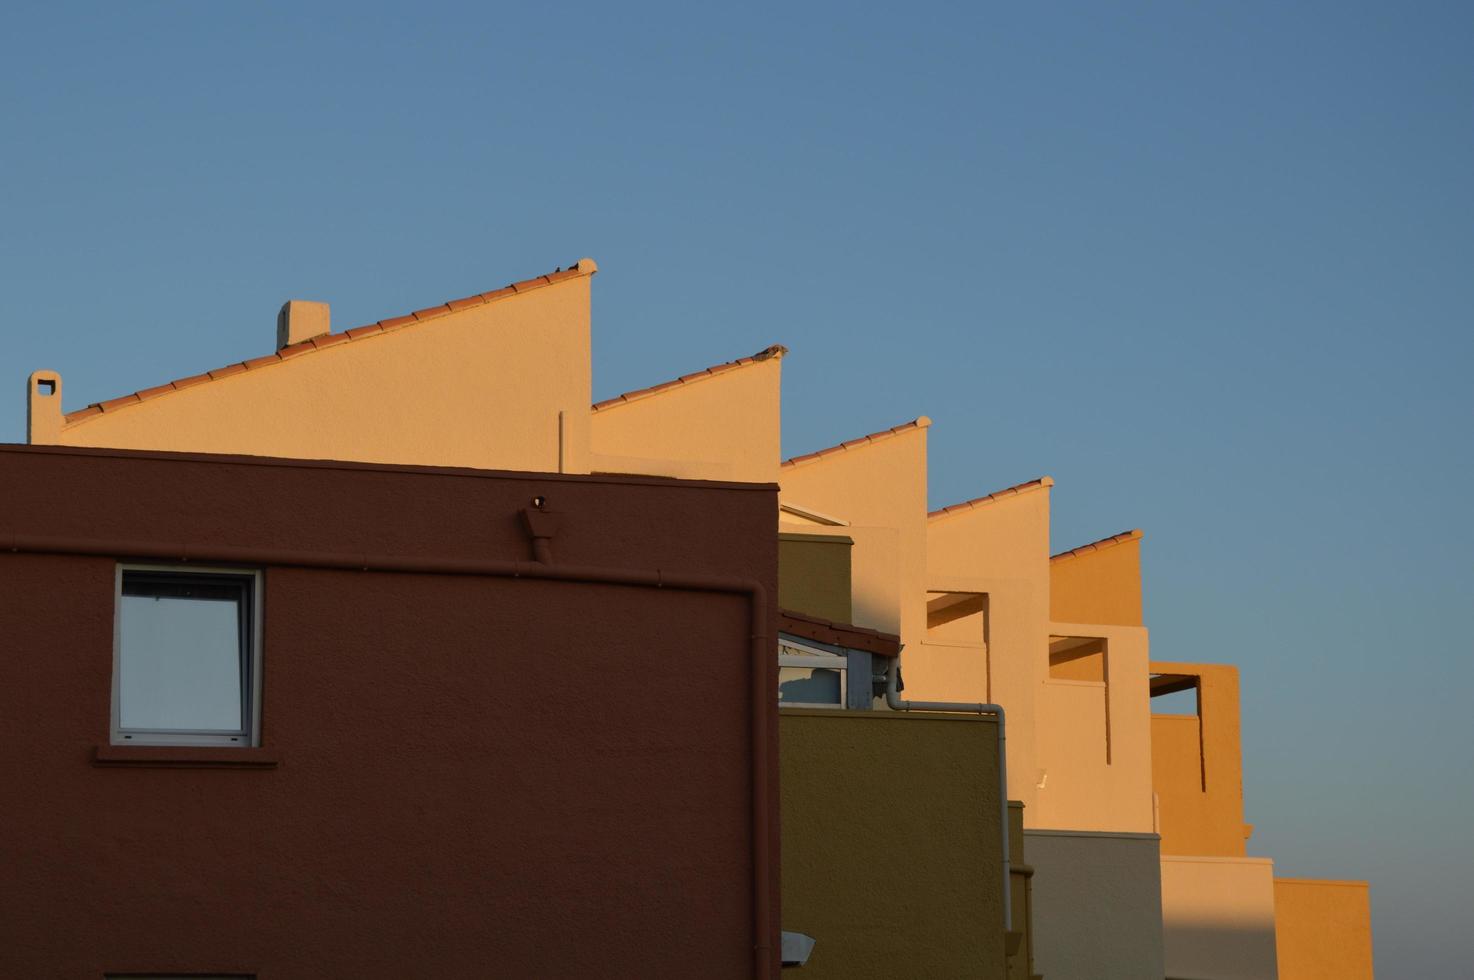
[[1162, 922, 1280, 980]]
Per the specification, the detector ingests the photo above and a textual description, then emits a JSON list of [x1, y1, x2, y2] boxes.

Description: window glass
[[118, 573, 250, 736], [779, 666, 844, 705]]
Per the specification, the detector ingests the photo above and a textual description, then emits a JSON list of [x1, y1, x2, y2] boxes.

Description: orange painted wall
[[1274, 878, 1374, 980], [1151, 661, 1249, 857], [29, 267, 596, 475], [1050, 534, 1143, 626], [589, 352, 782, 483]]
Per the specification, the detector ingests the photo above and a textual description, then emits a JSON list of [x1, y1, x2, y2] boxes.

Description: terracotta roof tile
[[61, 259, 599, 426], [511, 275, 551, 293], [275, 341, 316, 360], [242, 353, 283, 370], [928, 477, 1054, 520], [207, 363, 248, 381], [777, 608, 901, 658], [590, 344, 788, 412], [98, 393, 141, 412], [135, 383, 177, 401], [780, 416, 931, 469], [309, 332, 349, 351], [1050, 529, 1143, 563]]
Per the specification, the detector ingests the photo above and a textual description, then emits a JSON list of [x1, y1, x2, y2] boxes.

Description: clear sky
[[4, 2, 1470, 974]]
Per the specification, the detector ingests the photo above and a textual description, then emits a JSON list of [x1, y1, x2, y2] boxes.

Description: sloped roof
[[928, 477, 1053, 520], [591, 344, 787, 413], [63, 259, 598, 425], [1050, 529, 1143, 563], [777, 608, 901, 658], [782, 417, 931, 469]]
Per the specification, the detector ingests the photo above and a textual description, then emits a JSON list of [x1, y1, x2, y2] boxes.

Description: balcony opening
[[1151, 673, 1205, 790], [926, 591, 989, 698], [1149, 673, 1200, 715], [1049, 635, 1111, 763]]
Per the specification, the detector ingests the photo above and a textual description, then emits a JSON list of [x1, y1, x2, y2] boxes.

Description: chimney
[[27, 370, 63, 444], [276, 300, 331, 349]]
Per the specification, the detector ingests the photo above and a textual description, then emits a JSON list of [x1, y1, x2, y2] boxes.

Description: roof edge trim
[[1050, 528, 1143, 562], [781, 416, 931, 469], [590, 344, 787, 413], [928, 476, 1053, 520]]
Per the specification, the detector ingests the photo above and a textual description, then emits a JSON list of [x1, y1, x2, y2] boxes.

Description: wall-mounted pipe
[[4, 532, 776, 979], [884, 657, 1012, 933]]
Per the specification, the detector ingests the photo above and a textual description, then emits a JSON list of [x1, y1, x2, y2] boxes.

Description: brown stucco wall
[[0, 444, 779, 979], [777, 532, 853, 623], [779, 709, 1005, 979]]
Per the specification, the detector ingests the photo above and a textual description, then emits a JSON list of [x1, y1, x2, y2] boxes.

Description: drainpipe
[[522, 503, 560, 564], [884, 657, 1012, 933]]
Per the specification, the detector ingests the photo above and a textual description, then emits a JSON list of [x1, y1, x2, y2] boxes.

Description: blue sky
[[4, 2, 1470, 973]]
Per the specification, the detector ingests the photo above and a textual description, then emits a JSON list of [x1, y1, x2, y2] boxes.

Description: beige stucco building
[[25, 257, 1373, 978]]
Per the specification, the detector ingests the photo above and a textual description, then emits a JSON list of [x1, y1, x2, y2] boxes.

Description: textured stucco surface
[[33, 272, 595, 474], [1273, 878, 1373, 980], [780, 709, 1005, 979], [1152, 662, 1249, 857], [0, 444, 779, 978], [1023, 829, 1166, 980], [777, 532, 854, 623], [1050, 535, 1143, 626], [1161, 854, 1279, 980], [590, 353, 782, 483]]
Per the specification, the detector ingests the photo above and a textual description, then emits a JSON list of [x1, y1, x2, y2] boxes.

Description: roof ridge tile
[[781, 416, 932, 469], [590, 344, 788, 412], [928, 476, 1054, 519], [1050, 528, 1143, 562]]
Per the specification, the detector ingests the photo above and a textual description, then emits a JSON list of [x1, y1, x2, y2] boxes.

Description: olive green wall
[[778, 532, 853, 622], [780, 709, 1005, 979]]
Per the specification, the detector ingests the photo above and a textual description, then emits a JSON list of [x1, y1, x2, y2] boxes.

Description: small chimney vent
[[277, 300, 331, 349]]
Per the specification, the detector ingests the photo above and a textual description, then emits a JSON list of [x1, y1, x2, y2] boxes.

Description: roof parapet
[[928, 476, 1053, 520], [58, 259, 597, 426], [1050, 528, 1143, 562], [782, 416, 931, 469], [591, 344, 787, 413]]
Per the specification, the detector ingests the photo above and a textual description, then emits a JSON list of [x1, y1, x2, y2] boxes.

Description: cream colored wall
[[31, 273, 594, 474], [1273, 878, 1373, 980], [1036, 621, 1154, 833], [1152, 661, 1250, 857], [1161, 855, 1279, 980], [778, 522, 902, 636], [1051, 537, 1143, 626], [589, 356, 782, 483], [925, 489, 1050, 811], [779, 425, 929, 645]]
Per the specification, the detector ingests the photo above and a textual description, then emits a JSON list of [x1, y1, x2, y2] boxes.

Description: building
[[20, 257, 1374, 978], [0, 443, 781, 977]]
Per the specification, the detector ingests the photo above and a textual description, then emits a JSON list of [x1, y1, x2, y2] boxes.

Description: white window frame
[[778, 638, 848, 709], [112, 564, 264, 747]]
